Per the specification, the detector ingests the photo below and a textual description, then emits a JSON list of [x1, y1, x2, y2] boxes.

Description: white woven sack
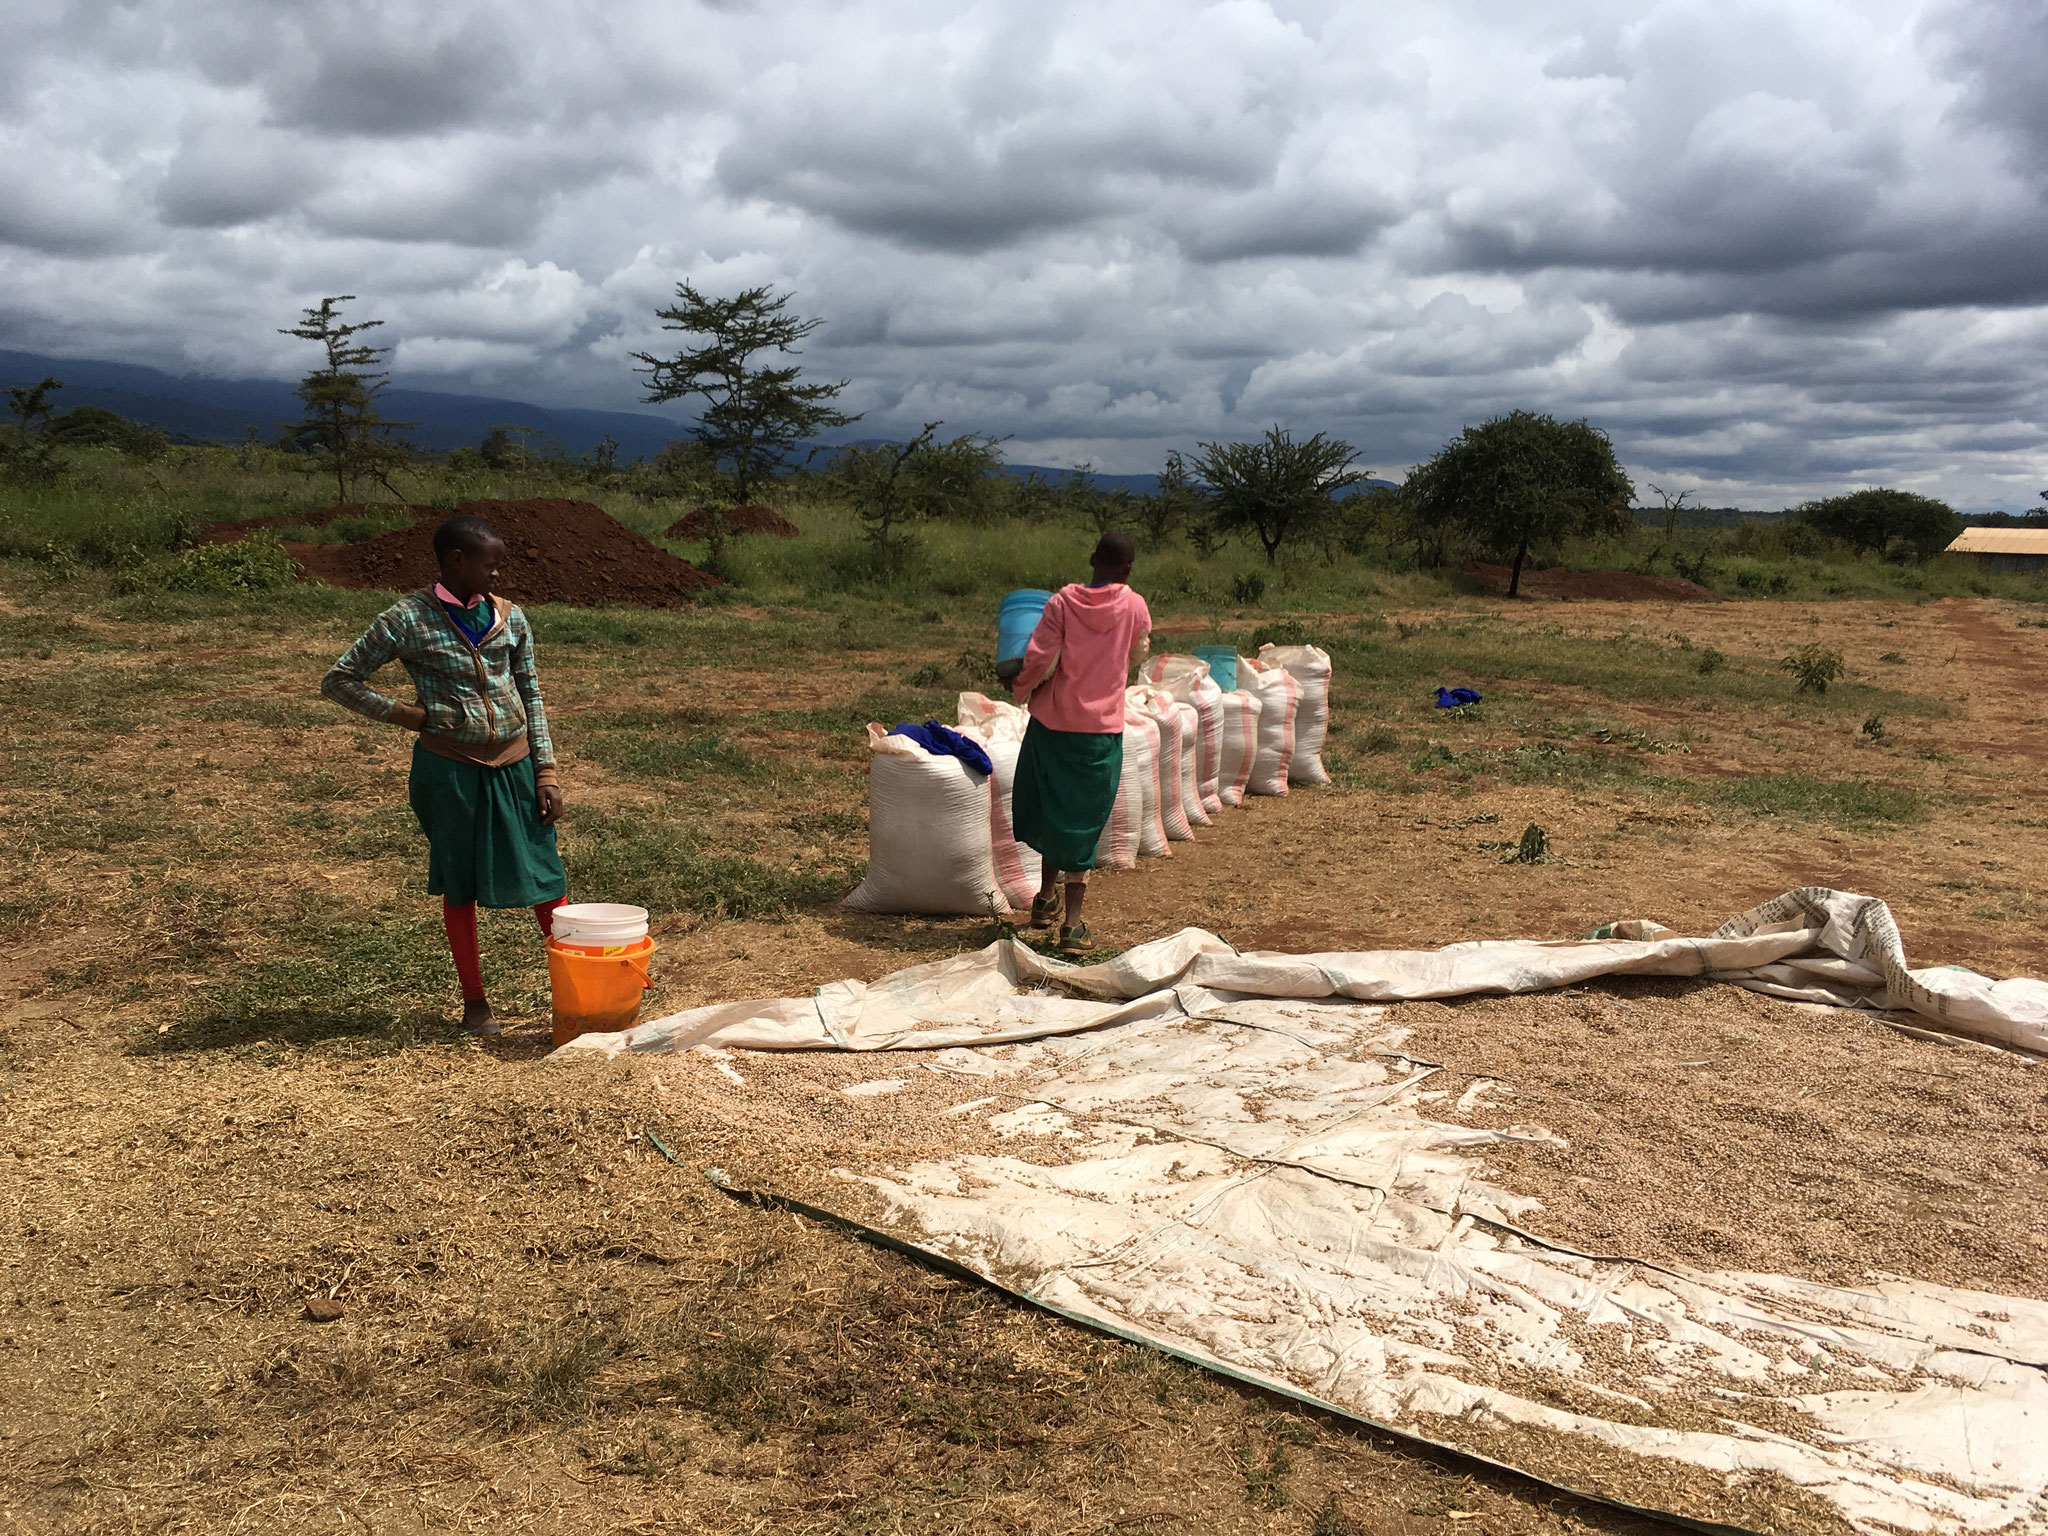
[[1258, 644, 1332, 786], [956, 693, 1040, 909], [844, 725, 1007, 915], [1132, 688, 1194, 841], [1241, 658, 1299, 797], [1215, 684, 1261, 806], [1143, 655, 1224, 815], [1173, 702, 1210, 826]]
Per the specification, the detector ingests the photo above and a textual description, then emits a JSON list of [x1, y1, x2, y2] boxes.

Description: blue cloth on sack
[[888, 721, 994, 776], [1434, 687, 1483, 708]]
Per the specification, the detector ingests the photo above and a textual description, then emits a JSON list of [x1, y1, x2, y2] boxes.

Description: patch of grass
[[1711, 774, 1925, 827], [561, 808, 849, 920], [1408, 740, 1650, 789], [0, 878, 57, 940], [0, 614, 100, 657], [528, 609, 654, 649], [1234, 1439, 1294, 1510], [477, 1326, 627, 1428], [149, 903, 538, 1055], [906, 648, 1000, 689], [581, 725, 776, 785], [194, 696, 331, 728], [763, 688, 964, 736], [1320, 620, 1941, 719], [1360, 725, 1401, 754], [268, 508, 412, 545]]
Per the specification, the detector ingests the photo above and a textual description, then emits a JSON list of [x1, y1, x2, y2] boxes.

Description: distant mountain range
[[1, 348, 694, 462], [0, 348, 1398, 497]]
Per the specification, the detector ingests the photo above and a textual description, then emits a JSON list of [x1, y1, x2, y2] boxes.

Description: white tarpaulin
[[559, 889, 2047, 1534]]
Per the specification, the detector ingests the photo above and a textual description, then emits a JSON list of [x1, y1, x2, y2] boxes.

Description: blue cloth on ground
[[1434, 687, 1483, 708], [888, 721, 995, 776]]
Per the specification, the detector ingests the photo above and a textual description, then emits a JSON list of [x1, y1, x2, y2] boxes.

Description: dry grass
[[5, 576, 2048, 1533]]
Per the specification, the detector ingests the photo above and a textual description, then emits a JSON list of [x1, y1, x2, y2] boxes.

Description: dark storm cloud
[[262, 15, 519, 138], [2, 0, 2046, 506]]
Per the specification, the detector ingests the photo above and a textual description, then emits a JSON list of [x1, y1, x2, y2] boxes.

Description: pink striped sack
[[1215, 684, 1262, 806], [1241, 657, 1300, 797], [1142, 654, 1225, 817], [1173, 702, 1210, 827], [1131, 687, 1194, 841], [1096, 703, 1164, 869]]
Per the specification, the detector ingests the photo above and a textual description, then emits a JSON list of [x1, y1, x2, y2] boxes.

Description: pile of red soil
[[664, 504, 800, 540], [284, 499, 721, 608], [1463, 563, 1723, 603]]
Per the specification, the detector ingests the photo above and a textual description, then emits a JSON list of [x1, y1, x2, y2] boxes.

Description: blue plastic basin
[[995, 589, 1055, 679]]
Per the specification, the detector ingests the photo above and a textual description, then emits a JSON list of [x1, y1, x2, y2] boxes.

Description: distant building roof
[[1947, 527, 2048, 555]]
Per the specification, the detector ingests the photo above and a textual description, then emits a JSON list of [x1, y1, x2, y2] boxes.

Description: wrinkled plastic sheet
[[558, 889, 2047, 1533]]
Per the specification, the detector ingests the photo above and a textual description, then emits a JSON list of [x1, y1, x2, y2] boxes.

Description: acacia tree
[[2, 376, 64, 485], [1795, 488, 1961, 563], [834, 422, 1003, 573], [279, 296, 412, 504], [633, 283, 858, 503], [1405, 411, 1635, 597], [1190, 426, 1367, 566]]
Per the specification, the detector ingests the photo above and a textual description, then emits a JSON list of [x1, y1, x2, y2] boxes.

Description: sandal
[[1057, 923, 1092, 958], [1029, 891, 1062, 930]]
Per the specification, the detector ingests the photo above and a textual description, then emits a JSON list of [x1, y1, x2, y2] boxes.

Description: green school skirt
[[408, 744, 567, 909], [1012, 719, 1124, 874]]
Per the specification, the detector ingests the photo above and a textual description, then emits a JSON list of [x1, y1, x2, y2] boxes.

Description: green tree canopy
[[43, 404, 167, 458], [278, 295, 413, 505], [1403, 411, 1635, 596], [1795, 488, 1961, 563], [633, 283, 859, 502], [1190, 427, 1368, 566]]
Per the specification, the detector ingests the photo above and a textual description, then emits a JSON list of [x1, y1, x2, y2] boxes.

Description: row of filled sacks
[[845, 645, 1332, 916]]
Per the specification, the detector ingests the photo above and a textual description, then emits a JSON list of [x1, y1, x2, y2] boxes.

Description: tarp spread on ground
[[558, 890, 2048, 1535]]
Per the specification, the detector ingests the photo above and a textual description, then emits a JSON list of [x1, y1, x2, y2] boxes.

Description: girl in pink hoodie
[[1008, 532, 1152, 955]]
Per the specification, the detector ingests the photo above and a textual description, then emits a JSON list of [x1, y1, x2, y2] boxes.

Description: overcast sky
[[3, 0, 2045, 506]]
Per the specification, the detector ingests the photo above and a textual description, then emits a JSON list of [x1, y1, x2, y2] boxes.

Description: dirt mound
[[1464, 563, 1723, 602], [664, 504, 801, 540], [197, 503, 440, 545], [286, 498, 721, 607]]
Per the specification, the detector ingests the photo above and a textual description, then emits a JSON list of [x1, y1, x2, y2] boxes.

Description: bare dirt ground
[[3, 585, 2045, 1535]]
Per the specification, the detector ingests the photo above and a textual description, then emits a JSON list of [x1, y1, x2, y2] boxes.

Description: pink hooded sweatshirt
[[1014, 583, 1153, 734]]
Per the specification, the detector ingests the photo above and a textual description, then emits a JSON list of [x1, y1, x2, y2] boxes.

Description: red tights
[[443, 898, 565, 1002]]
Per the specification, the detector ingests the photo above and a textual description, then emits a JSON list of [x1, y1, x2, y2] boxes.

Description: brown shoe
[[1029, 891, 1062, 930], [1057, 923, 1092, 958]]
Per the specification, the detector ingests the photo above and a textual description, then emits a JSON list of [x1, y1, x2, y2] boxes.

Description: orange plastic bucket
[[546, 935, 655, 1047]]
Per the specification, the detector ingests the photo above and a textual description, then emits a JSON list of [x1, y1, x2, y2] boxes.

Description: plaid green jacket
[[321, 591, 555, 771]]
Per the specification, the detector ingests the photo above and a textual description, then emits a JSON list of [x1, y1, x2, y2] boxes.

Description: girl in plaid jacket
[[322, 513, 567, 1036]]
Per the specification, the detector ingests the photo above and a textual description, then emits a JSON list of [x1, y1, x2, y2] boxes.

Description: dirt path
[[1938, 597, 2048, 768]]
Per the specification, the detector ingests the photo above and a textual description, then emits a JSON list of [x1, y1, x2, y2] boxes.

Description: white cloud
[[0, 0, 2044, 505]]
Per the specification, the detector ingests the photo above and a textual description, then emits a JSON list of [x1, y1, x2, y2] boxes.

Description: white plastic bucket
[[550, 902, 649, 946]]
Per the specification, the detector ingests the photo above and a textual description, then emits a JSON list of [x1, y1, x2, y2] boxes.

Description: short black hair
[[1090, 530, 1136, 570], [432, 513, 501, 560]]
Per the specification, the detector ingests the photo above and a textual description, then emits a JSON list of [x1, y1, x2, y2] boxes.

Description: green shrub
[[116, 534, 301, 594], [1780, 643, 1845, 694], [168, 534, 301, 592]]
